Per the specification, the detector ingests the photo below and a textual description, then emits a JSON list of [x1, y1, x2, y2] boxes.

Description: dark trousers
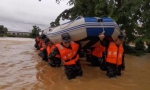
[[49, 58, 61, 67], [100, 54, 107, 71], [86, 54, 91, 62], [64, 60, 83, 80], [91, 55, 105, 68], [106, 62, 122, 78], [91, 55, 99, 66]]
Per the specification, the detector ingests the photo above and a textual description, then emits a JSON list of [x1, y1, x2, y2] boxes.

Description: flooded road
[[0, 37, 150, 90]]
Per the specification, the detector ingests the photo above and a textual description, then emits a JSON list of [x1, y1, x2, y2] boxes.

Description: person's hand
[[98, 31, 105, 41]]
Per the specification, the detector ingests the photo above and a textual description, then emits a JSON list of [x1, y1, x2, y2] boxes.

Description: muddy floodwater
[[0, 37, 150, 90]]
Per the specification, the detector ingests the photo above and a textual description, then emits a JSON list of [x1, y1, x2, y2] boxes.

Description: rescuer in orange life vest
[[34, 34, 41, 50], [48, 33, 83, 80], [43, 38, 62, 67], [39, 34, 47, 49], [38, 34, 48, 61], [99, 31, 126, 78], [90, 44, 106, 67]]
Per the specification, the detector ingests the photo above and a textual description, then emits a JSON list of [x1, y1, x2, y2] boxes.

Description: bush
[[147, 44, 150, 53], [123, 41, 146, 56], [123, 43, 136, 55]]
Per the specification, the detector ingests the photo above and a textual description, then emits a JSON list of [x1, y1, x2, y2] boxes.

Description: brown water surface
[[0, 37, 150, 90]]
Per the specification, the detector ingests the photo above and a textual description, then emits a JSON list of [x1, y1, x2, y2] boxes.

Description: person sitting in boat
[[99, 31, 126, 78], [34, 34, 40, 50], [48, 33, 83, 80]]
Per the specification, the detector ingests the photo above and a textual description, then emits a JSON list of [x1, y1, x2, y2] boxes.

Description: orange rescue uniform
[[106, 42, 124, 65], [46, 45, 60, 58], [92, 45, 105, 58], [39, 40, 45, 50], [55, 41, 79, 65]]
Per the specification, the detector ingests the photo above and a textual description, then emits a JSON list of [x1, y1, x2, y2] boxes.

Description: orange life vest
[[39, 41, 45, 51], [36, 37, 40, 42], [40, 47, 44, 51], [47, 45, 60, 58], [46, 45, 52, 56], [106, 42, 124, 65], [39, 41, 45, 50], [38, 40, 42, 47], [55, 41, 79, 65], [92, 45, 105, 58]]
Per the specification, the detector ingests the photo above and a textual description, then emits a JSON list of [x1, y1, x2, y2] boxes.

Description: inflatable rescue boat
[[44, 16, 121, 49]]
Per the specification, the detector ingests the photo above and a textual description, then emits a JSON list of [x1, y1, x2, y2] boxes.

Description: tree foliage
[[147, 44, 150, 53], [30, 25, 40, 38], [39, 0, 150, 54], [0, 25, 8, 36], [52, 0, 150, 42], [50, 21, 60, 28]]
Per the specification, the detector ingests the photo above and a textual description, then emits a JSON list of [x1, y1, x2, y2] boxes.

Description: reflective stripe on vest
[[92, 45, 105, 57], [106, 42, 124, 65], [55, 41, 79, 65]]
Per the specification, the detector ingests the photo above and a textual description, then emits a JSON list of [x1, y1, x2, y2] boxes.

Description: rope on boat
[[94, 17, 105, 34]]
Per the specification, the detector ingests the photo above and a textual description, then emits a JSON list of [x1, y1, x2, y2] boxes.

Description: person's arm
[[48, 47, 60, 60], [99, 31, 106, 47], [99, 34, 110, 59], [100, 38, 107, 47]]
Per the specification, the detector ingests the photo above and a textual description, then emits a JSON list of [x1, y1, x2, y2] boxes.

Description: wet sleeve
[[121, 52, 125, 70], [48, 47, 60, 60], [100, 38, 109, 48], [100, 40, 105, 47], [100, 38, 109, 57]]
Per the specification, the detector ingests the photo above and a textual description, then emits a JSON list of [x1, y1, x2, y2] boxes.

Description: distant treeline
[[0, 25, 8, 36], [6, 34, 31, 38], [0, 25, 40, 38]]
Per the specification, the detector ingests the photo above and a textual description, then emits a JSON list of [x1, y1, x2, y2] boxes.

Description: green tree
[[50, 21, 60, 28], [43, 0, 149, 42], [0, 25, 8, 36], [30, 25, 40, 38], [39, 0, 150, 55]]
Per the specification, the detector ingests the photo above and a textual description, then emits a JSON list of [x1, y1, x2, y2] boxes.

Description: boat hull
[[45, 17, 120, 49]]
